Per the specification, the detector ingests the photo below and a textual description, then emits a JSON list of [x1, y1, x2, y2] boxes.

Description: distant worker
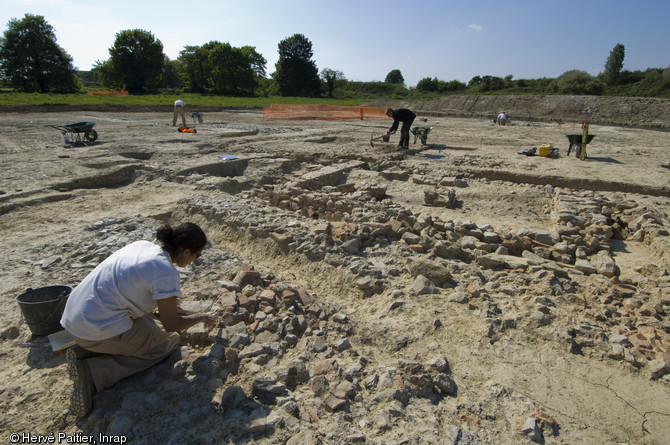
[[497, 111, 508, 126], [173, 99, 187, 127], [386, 107, 416, 149]]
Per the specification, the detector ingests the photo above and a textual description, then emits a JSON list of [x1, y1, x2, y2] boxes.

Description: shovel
[[370, 133, 390, 147]]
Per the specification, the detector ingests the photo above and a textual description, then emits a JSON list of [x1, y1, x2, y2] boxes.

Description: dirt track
[[0, 97, 669, 444]]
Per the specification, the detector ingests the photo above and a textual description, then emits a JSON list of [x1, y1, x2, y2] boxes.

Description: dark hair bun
[[156, 223, 206, 254], [156, 225, 175, 247]]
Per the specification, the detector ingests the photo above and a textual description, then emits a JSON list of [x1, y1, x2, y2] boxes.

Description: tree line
[[1, 14, 669, 99]]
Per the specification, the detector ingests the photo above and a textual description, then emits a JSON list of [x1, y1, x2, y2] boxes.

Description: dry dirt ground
[[0, 98, 669, 444]]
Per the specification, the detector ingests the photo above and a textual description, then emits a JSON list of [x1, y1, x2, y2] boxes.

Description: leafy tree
[[604, 43, 625, 86], [336, 80, 403, 98], [241, 46, 267, 79], [0, 14, 79, 92], [239, 46, 267, 94], [617, 69, 645, 86], [76, 70, 101, 89], [440, 80, 466, 92], [468, 76, 482, 87], [210, 43, 254, 94], [106, 29, 165, 93], [479, 75, 505, 92], [531, 77, 554, 90], [255, 76, 275, 96], [385, 69, 404, 85], [161, 57, 183, 90], [274, 33, 321, 97], [552, 70, 603, 95], [209, 43, 240, 93], [178, 43, 218, 93], [177, 42, 266, 94], [661, 67, 670, 92], [466, 75, 506, 92], [416, 77, 439, 92], [92, 59, 122, 89], [320, 68, 345, 97]]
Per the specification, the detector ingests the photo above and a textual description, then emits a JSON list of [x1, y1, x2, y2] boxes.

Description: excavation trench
[[466, 168, 670, 197]]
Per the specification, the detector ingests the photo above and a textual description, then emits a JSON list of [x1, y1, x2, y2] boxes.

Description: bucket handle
[[18, 288, 69, 328]]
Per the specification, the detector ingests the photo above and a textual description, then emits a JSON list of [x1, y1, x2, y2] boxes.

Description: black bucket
[[15, 286, 72, 337]]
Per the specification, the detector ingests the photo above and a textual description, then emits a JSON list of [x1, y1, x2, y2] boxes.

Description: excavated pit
[[118, 151, 155, 160]]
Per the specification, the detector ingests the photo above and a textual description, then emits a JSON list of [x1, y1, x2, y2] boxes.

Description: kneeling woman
[[60, 222, 216, 416]]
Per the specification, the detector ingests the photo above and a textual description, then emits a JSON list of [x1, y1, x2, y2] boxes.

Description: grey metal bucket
[[15, 286, 71, 337]]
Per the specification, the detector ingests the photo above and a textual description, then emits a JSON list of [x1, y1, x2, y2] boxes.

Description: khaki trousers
[[173, 106, 186, 126], [71, 316, 180, 392]]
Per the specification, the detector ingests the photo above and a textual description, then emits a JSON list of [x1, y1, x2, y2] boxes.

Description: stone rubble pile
[[180, 168, 670, 375], [184, 264, 465, 443], [250, 174, 669, 276]]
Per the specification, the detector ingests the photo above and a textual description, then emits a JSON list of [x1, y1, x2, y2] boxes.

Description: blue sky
[[2, 0, 668, 87]]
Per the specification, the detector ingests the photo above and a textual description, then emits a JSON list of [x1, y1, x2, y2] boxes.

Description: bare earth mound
[[0, 96, 669, 444]]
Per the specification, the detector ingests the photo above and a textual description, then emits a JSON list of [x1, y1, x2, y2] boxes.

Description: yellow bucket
[[538, 144, 552, 157]]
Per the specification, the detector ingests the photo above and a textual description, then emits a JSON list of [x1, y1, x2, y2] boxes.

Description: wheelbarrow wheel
[[420, 136, 427, 145], [85, 129, 98, 142]]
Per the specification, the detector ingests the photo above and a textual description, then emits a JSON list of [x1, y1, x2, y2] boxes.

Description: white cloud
[[468, 24, 484, 31]]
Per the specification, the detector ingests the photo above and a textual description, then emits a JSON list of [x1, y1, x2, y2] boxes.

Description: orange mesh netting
[[263, 104, 388, 121], [86, 90, 129, 96]]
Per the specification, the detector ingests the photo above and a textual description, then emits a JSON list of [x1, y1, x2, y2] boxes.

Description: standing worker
[[386, 107, 416, 150], [173, 99, 187, 127], [580, 118, 589, 160], [60, 222, 216, 417]]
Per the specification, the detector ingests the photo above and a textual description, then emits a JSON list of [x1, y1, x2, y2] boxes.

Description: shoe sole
[[68, 345, 97, 360], [66, 348, 94, 417]]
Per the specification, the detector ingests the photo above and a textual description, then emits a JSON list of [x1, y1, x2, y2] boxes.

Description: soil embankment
[[369, 94, 670, 129]]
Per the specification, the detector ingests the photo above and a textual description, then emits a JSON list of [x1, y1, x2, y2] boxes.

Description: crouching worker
[[497, 111, 508, 126], [60, 222, 216, 417]]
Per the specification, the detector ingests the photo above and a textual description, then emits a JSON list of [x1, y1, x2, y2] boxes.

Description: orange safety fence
[[86, 90, 129, 96], [263, 104, 388, 121]]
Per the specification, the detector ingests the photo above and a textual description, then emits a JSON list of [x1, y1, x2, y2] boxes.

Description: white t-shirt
[[61, 240, 181, 341], [174, 99, 185, 107]]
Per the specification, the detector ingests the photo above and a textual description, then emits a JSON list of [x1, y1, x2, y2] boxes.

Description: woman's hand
[[158, 297, 217, 332], [199, 313, 217, 326]]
